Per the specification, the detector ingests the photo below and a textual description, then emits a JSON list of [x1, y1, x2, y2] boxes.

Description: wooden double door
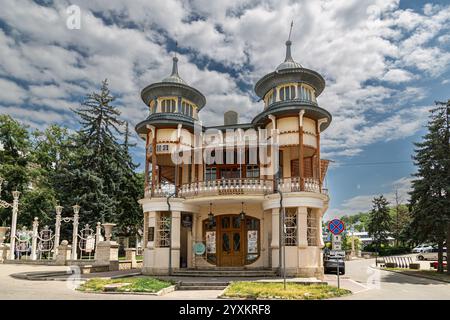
[[217, 215, 244, 267]]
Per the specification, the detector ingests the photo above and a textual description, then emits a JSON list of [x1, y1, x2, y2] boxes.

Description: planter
[[409, 263, 420, 270], [102, 223, 116, 241], [385, 262, 398, 268]]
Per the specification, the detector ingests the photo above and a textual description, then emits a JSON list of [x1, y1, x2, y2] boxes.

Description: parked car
[[430, 261, 447, 270], [412, 244, 434, 253], [324, 256, 345, 275], [417, 247, 447, 261]]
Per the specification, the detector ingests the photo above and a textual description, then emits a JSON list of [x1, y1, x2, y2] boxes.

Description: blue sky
[[0, 0, 449, 218]]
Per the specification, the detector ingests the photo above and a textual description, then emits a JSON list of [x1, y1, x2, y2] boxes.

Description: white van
[[417, 247, 447, 261]]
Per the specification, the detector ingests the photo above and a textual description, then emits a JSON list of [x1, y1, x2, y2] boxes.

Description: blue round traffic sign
[[328, 219, 345, 235]]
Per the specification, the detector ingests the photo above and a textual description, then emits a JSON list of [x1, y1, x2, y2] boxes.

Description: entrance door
[[218, 215, 243, 266]]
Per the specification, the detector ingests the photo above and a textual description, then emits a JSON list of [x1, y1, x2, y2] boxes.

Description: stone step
[[180, 281, 229, 286], [172, 271, 277, 277], [177, 285, 227, 291]]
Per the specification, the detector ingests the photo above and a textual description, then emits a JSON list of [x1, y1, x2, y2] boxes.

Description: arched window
[[266, 90, 274, 106], [279, 85, 296, 101], [181, 101, 195, 117], [161, 99, 176, 113]]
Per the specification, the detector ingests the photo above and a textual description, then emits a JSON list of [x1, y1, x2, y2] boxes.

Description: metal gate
[[37, 226, 55, 260], [77, 224, 96, 260]]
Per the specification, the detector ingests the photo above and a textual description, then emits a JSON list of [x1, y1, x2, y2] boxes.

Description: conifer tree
[[408, 101, 450, 273], [367, 195, 392, 253], [116, 122, 143, 236], [58, 79, 124, 226]]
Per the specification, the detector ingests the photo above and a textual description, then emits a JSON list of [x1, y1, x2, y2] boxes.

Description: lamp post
[[54, 205, 63, 258], [8, 191, 20, 260], [71, 204, 80, 260]]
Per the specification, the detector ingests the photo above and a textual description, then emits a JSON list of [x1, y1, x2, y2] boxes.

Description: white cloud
[[382, 69, 415, 83], [0, 78, 26, 104], [0, 0, 448, 158]]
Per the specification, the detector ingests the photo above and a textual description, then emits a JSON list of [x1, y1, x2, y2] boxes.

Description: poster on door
[[206, 231, 216, 254], [247, 230, 258, 253]]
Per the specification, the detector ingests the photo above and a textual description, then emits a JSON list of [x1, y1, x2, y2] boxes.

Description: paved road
[[1, 256, 449, 300], [326, 255, 450, 300], [0, 264, 222, 300]]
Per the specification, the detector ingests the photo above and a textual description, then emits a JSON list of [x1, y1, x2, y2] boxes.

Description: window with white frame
[[279, 85, 296, 101], [156, 212, 171, 247], [266, 90, 275, 106], [284, 208, 297, 246], [181, 101, 194, 117], [161, 99, 176, 113], [307, 208, 317, 246]]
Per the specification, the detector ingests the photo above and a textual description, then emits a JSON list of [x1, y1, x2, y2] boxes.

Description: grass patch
[[78, 276, 173, 293], [384, 268, 450, 282], [221, 282, 351, 300]]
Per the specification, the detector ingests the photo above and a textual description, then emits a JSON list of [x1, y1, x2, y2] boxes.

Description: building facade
[[135, 39, 332, 278]]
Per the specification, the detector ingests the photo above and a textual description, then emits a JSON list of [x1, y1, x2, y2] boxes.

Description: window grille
[[284, 208, 297, 246], [307, 208, 317, 246], [156, 212, 171, 247]]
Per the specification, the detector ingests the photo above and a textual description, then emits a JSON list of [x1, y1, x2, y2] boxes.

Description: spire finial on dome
[[171, 56, 179, 77], [285, 21, 294, 62], [275, 21, 302, 71], [162, 42, 186, 84]]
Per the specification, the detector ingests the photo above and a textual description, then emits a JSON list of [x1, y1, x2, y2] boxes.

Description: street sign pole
[[337, 260, 340, 289], [327, 218, 345, 291]]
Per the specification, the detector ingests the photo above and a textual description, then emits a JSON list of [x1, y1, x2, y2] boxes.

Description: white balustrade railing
[[145, 177, 327, 198], [178, 178, 274, 198]]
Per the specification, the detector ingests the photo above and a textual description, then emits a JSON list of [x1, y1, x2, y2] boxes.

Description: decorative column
[[151, 127, 158, 196], [316, 119, 328, 191], [0, 226, 9, 262], [297, 207, 308, 248], [95, 222, 102, 244], [271, 208, 280, 268], [94, 222, 101, 260], [71, 204, 80, 260], [171, 211, 181, 269], [95, 222, 119, 271], [144, 131, 150, 190], [54, 205, 63, 258], [299, 110, 305, 191], [31, 217, 39, 260], [8, 191, 20, 260]]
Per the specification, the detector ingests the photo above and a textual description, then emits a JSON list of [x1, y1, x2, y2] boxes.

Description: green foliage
[[367, 195, 392, 250], [363, 244, 410, 256], [0, 80, 143, 237], [78, 276, 173, 293], [222, 282, 351, 300], [408, 102, 449, 272], [339, 212, 370, 232]]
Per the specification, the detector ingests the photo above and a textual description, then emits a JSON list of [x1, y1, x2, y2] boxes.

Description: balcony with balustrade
[[144, 176, 328, 200]]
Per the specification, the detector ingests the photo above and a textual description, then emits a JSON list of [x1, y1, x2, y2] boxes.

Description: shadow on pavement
[[381, 270, 448, 286]]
